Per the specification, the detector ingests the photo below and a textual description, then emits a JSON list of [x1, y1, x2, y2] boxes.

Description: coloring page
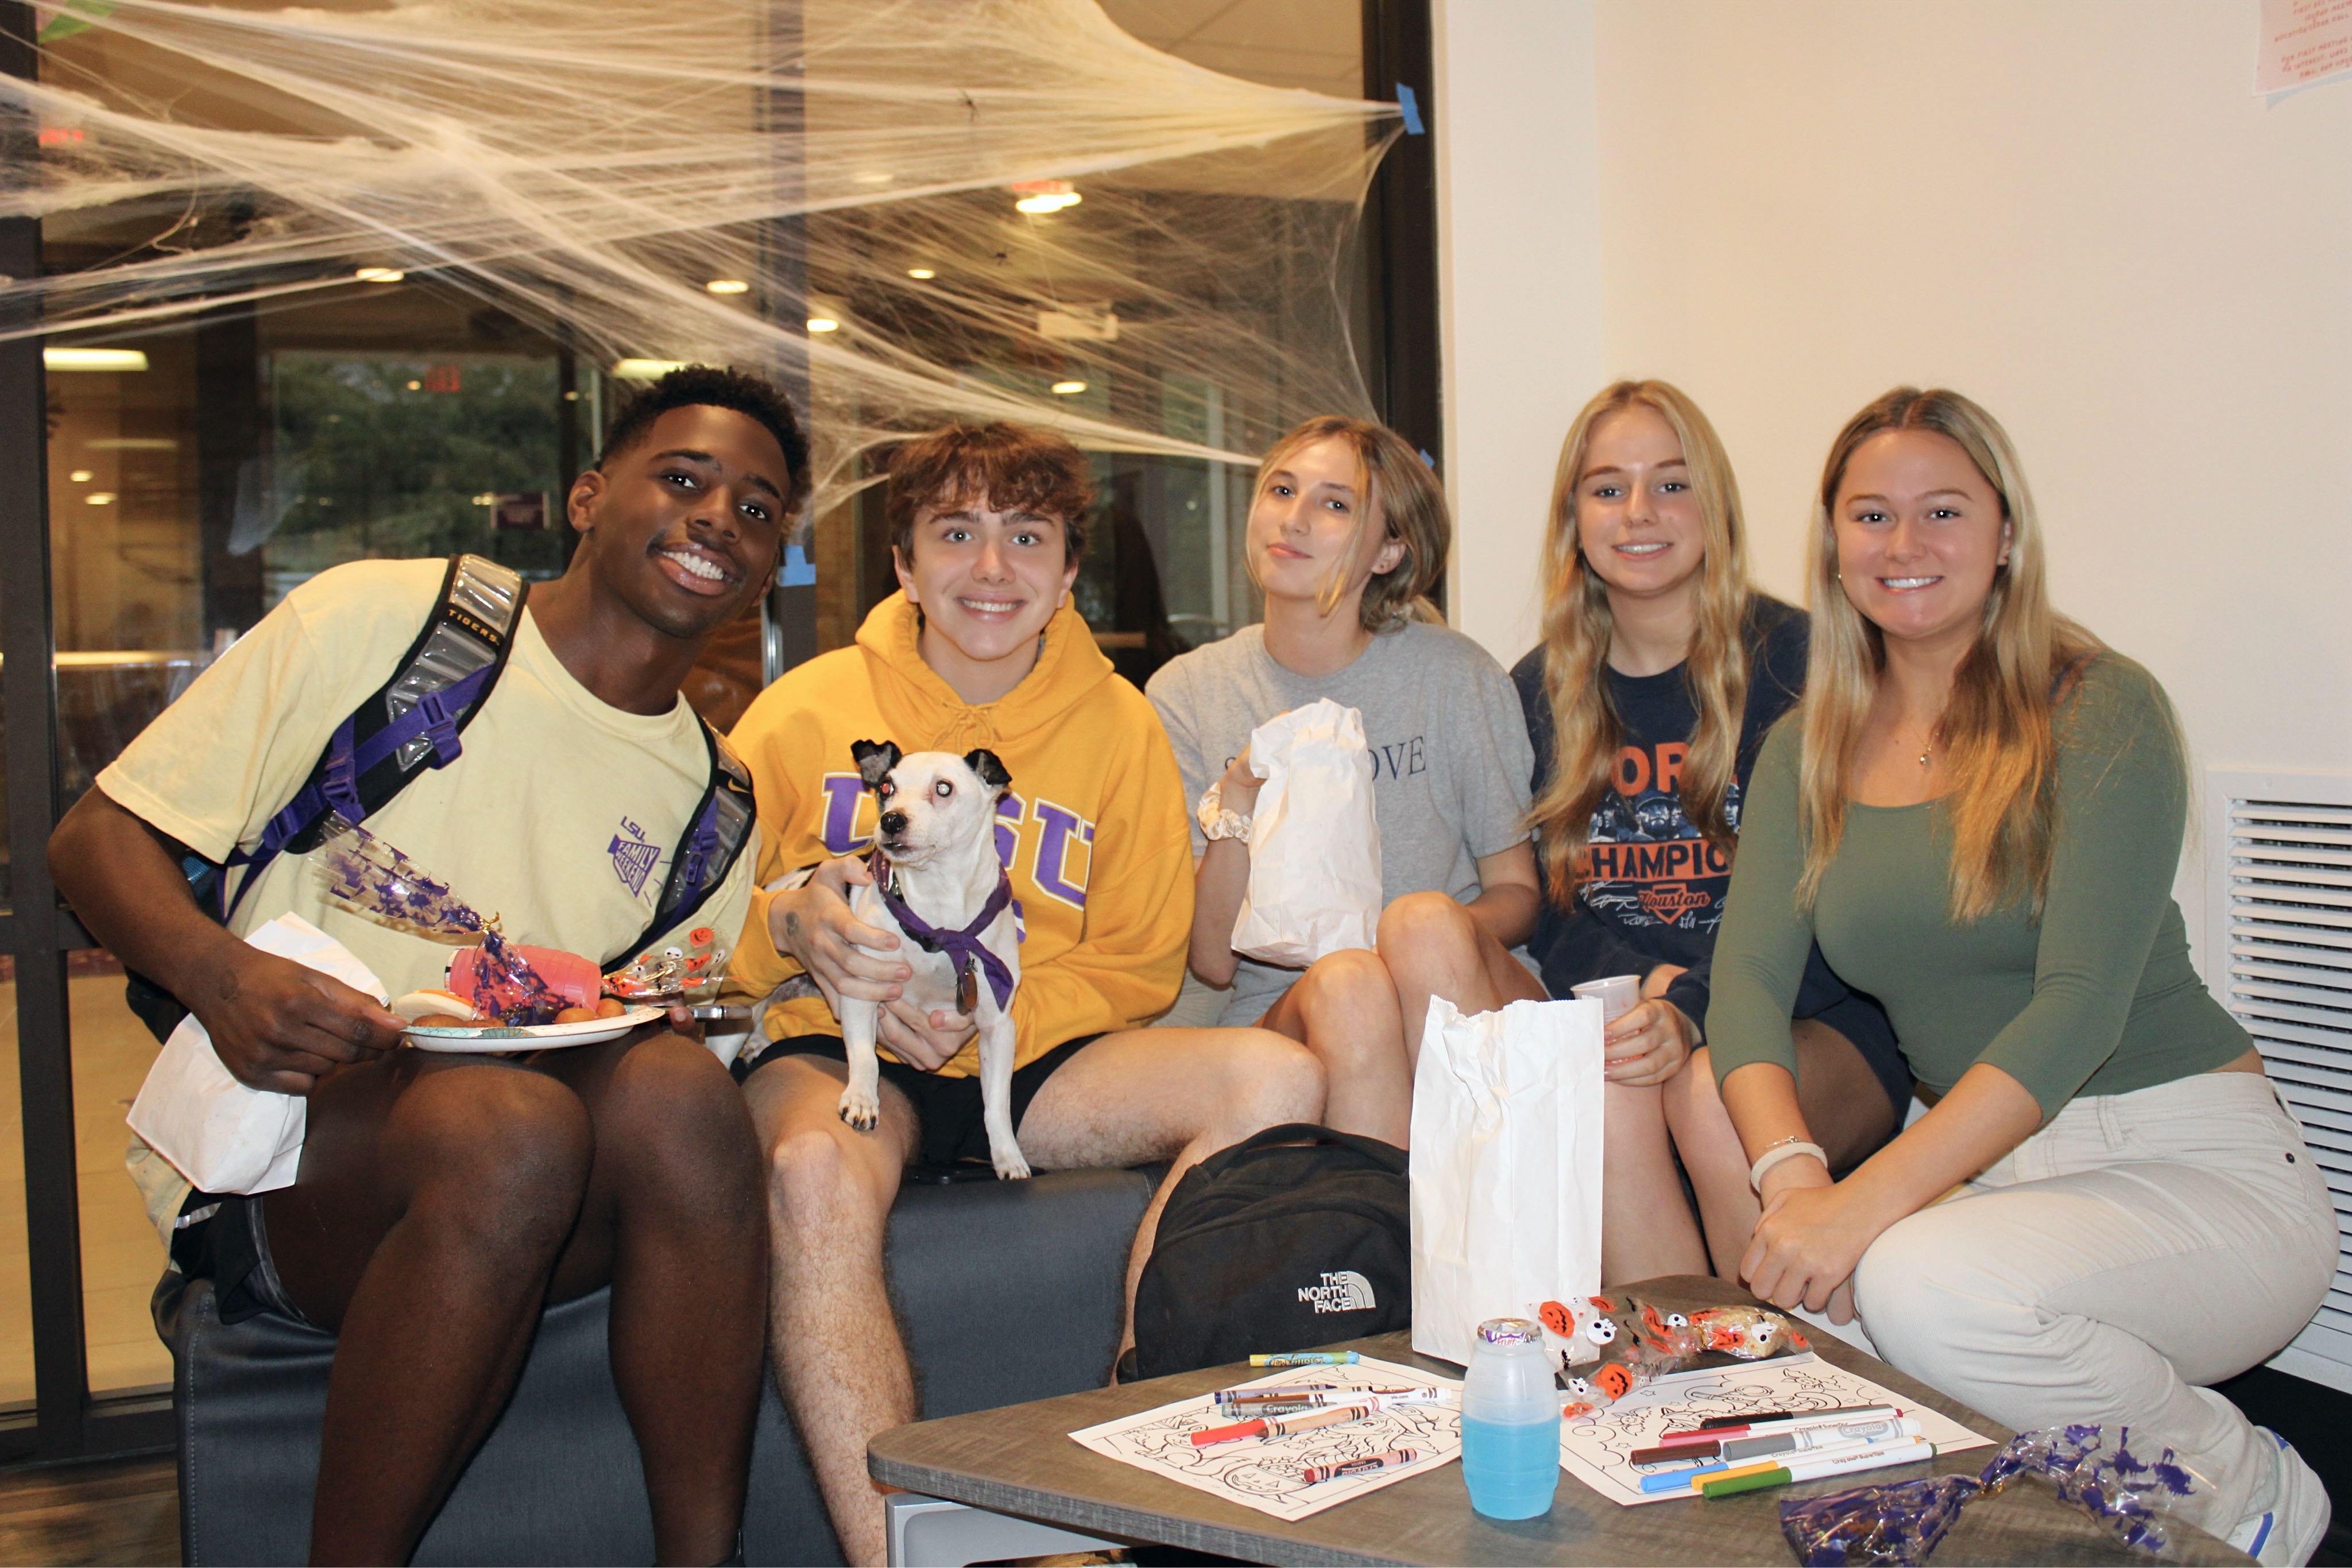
[[1068, 1356, 1461, 1522], [1558, 1353, 1990, 1507]]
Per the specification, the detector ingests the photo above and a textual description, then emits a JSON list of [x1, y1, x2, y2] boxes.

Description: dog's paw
[[992, 1144, 1032, 1180], [837, 1086, 880, 1132]]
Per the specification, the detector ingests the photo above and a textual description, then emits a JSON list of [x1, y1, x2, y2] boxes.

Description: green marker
[[1700, 1439, 1936, 1497]]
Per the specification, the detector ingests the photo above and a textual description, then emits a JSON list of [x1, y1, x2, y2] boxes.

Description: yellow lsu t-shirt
[[97, 557, 757, 1004]]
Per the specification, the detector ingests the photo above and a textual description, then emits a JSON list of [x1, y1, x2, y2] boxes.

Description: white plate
[[405, 1005, 664, 1053]]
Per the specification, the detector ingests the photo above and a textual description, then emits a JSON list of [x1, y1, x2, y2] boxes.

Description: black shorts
[[732, 1032, 1101, 1168], [168, 1187, 309, 1327]]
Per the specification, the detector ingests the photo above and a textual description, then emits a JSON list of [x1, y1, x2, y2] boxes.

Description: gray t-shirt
[[1146, 619, 1536, 1025]]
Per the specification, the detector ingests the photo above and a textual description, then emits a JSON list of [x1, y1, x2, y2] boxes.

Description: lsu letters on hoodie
[[727, 592, 1193, 1075]]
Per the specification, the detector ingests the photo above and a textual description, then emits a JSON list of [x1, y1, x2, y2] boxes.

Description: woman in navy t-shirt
[[1514, 380, 1908, 1285]]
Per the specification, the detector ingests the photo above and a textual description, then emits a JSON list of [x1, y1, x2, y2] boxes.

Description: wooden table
[[868, 1276, 2247, 1566]]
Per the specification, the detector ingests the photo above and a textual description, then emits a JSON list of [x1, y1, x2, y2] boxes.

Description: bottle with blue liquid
[[1460, 1316, 1561, 1519]]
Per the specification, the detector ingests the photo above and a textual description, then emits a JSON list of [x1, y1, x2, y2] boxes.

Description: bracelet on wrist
[[1748, 1139, 1829, 1194]]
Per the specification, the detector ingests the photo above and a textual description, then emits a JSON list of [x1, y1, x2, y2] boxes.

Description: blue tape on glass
[[1395, 83, 1425, 136], [779, 543, 817, 587]]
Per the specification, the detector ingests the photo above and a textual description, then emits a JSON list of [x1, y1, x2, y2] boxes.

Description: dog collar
[[871, 858, 1016, 1013]]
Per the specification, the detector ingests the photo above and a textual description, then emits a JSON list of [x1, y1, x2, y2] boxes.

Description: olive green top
[[1706, 656, 2248, 1120]]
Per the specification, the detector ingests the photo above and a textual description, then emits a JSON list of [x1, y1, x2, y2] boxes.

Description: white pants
[[1854, 1071, 2336, 1532]]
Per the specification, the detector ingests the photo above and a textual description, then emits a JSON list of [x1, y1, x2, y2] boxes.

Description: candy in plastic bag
[[1780, 1423, 2202, 1566]]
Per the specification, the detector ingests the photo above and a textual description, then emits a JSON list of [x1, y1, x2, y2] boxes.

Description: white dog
[[836, 739, 1029, 1179]]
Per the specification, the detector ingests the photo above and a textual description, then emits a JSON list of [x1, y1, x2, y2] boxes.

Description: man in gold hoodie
[[726, 422, 1324, 1564]]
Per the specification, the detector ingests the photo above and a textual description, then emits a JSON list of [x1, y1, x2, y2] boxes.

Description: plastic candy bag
[[1780, 1423, 2202, 1566]]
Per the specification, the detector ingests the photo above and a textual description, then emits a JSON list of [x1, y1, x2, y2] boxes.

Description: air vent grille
[[2209, 774, 2352, 1393]]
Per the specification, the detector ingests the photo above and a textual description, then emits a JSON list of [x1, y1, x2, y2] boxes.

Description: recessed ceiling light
[[1015, 192, 1081, 214], [1050, 380, 1087, 396], [85, 491, 116, 505], [405, 379, 422, 390], [705, 278, 750, 295], [854, 170, 895, 186], [806, 317, 841, 333], [353, 266, 405, 284], [612, 358, 688, 380], [43, 347, 148, 371], [68, 469, 93, 482], [907, 268, 937, 280]]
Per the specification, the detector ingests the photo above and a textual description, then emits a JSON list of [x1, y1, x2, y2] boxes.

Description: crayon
[[1300, 1447, 1419, 1485], [1250, 1352, 1360, 1366], [1190, 1403, 1375, 1447]]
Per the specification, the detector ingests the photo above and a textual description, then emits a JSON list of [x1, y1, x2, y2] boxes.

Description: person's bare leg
[[1375, 892, 1547, 1086], [539, 1032, 768, 1565], [1662, 1020, 1902, 1279], [1016, 1027, 1325, 1360], [744, 1054, 918, 1568], [1258, 950, 1410, 1145], [268, 1055, 594, 1566], [1599, 1079, 1711, 1285]]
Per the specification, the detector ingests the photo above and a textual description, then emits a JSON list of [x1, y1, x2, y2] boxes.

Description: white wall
[[1436, 0, 2352, 946], [1432, 0, 1601, 667]]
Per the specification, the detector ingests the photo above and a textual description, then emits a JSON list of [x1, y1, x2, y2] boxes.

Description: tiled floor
[[0, 974, 175, 1408]]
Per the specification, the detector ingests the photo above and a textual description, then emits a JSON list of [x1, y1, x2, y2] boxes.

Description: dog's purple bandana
[[872, 857, 1016, 1012]]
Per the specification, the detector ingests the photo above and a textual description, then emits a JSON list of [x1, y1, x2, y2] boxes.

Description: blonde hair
[[1527, 381, 1755, 904], [1248, 416, 1448, 632], [1797, 387, 2103, 921]]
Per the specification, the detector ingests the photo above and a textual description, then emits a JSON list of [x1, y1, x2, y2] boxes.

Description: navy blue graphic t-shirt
[[1512, 597, 1839, 1030]]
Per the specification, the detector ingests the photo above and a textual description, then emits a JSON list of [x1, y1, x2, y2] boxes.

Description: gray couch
[[161, 1167, 1156, 1565]]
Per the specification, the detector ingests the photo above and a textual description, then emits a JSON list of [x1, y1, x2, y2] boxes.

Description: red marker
[[1659, 1404, 1897, 1442]]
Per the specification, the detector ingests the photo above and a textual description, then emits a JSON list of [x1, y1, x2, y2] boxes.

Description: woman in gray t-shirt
[[1146, 416, 1544, 1147]]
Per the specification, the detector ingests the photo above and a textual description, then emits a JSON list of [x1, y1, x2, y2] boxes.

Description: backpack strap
[[601, 720, 760, 969], [218, 553, 527, 920]]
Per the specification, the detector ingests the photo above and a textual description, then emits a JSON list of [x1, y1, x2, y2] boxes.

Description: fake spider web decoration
[[4, 0, 1404, 518]]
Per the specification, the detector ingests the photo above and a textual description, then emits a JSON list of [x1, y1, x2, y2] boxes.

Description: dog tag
[[958, 956, 980, 1016]]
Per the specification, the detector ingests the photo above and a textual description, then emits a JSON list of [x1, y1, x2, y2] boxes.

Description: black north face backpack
[[1130, 1124, 1410, 1379]]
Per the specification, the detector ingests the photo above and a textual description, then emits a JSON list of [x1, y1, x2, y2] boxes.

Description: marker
[[1660, 1404, 1897, 1442], [1300, 1447, 1419, 1485], [1717, 1418, 1920, 1464], [1636, 1458, 1786, 1495], [1700, 1439, 1936, 1498], [1251, 1352, 1359, 1366], [1216, 1386, 1426, 1406]]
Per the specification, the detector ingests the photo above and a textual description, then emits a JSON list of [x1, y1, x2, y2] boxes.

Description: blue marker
[[1640, 1462, 1731, 1495]]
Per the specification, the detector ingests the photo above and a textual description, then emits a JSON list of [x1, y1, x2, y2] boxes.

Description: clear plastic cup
[[1570, 974, 1641, 1024]]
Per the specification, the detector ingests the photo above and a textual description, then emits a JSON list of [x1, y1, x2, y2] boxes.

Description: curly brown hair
[[883, 423, 1094, 566]]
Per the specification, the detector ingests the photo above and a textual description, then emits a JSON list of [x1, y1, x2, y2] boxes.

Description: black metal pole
[[1360, 0, 1441, 464], [759, 0, 815, 681], [0, 0, 90, 1458]]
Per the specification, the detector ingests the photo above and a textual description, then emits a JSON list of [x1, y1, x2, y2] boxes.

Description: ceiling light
[[854, 170, 895, 186], [907, 268, 937, 280], [85, 491, 115, 505], [86, 436, 176, 451], [68, 469, 93, 482], [611, 359, 688, 380], [705, 278, 750, 295], [405, 379, 422, 390], [44, 347, 148, 371], [1012, 179, 1081, 215], [353, 266, 405, 284], [1050, 380, 1087, 396], [806, 317, 841, 333]]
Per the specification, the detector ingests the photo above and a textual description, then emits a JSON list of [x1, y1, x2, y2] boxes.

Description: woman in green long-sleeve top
[[1705, 387, 2335, 1565]]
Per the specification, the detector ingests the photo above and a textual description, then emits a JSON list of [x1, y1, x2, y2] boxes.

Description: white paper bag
[[127, 914, 388, 1195], [1230, 698, 1383, 967], [1409, 995, 1604, 1366]]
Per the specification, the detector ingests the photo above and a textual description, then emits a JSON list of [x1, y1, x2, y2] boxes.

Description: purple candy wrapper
[[1780, 1424, 2203, 1566]]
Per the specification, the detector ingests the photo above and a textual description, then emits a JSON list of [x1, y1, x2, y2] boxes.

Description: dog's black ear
[[963, 748, 1012, 792], [852, 740, 902, 791]]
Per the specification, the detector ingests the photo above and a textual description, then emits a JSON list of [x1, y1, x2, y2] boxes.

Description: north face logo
[[1297, 1270, 1378, 1314]]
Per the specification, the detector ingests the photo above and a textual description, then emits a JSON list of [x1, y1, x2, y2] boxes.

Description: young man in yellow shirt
[[51, 368, 803, 1566], [727, 423, 1324, 1566]]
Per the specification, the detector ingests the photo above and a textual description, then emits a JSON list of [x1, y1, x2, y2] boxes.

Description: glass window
[[0, 977, 30, 1410]]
